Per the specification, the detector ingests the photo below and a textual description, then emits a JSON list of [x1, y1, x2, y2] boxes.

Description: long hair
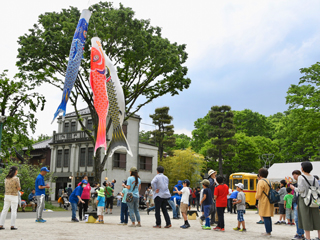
[[130, 171, 140, 188], [6, 166, 18, 179]]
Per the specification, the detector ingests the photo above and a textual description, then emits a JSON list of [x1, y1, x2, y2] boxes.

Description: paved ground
[[1, 207, 319, 240]]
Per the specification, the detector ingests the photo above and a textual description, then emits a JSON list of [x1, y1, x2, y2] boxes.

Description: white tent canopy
[[267, 161, 320, 182]]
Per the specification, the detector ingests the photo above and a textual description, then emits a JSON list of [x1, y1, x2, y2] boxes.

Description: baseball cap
[[183, 179, 190, 187], [40, 167, 50, 172], [201, 179, 210, 187], [235, 183, 244, 189], [130, 167, 138, 172], [81, 180, 88, 184], [208, 169, 216, 177]]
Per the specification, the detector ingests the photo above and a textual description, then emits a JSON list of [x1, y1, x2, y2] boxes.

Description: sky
[[1, 0, 320, 138]]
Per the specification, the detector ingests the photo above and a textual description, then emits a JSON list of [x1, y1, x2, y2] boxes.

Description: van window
[[250, 179, 254, 190], [233, 179, 242, 187], [243, 179, 248, 190], [229, 179, 232, 189]]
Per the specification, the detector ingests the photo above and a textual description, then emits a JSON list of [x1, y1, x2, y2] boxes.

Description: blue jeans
[[148, 206, 156, 211], [127, 197, 140, 223], [293, 202, 304, 236], [120, 202, 129, 224], [168, 200, 177, 218], [71, 202, 78, 219], [263, 217, 272, 233]]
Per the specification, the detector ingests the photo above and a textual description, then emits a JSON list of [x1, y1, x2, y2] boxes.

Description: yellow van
[[229, 172, 258, 208]]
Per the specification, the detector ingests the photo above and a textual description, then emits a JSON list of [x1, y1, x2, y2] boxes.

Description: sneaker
[[100, 220, 104, 224], [281, 221, 286, 224], [256, 220, 264, 224], [213, 226, 221, 231], [239, 228, 247, 232], [136, 223, 141, 227], [128, 224, 136, 227], [291, 235, 304, 239], [291, 223, 295, 226], [233, 227, 240, 231], [164, 224, 172, 228], [153, 225, 161, 228], [94, 220, 100, 224], [275, 221, 281, 225], [220, 228, 225, 232], [71, 218, 79, 222], [202, 226, 211, 230], [147, 209, 150, 215], [118, 222, 125, 225], [35, 219, 45, 223], [180, 224, 190, 229]]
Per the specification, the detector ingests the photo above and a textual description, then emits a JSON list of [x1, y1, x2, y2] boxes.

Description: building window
[[87, 119, 93, 130], [57, 150, 62, 168], [64, 149, 69, 167], [80, 148, 86, 167], [88, 147, 94, 166], [64, 122, 70, 133], [122, 124, 127, 137], [113, 153, 126, 168], [71, 121, 77, 132], [139, 156, 152, 171]]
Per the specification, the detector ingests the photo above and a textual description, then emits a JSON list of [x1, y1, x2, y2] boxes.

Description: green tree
[[233, 109, 272, 139], [161, 148, 205, 190], [0, 70, 45, 157], [139, 130, 154, 145], [150, 107, 175, 161], [165, 133, 191, 151], [16, 2, 190, 182], [32, 134, 52, 144], [207, 105, 236, 176]]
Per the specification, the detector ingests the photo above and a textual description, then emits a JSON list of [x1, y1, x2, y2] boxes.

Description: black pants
[[210, 202, 216, 224], [155, 196, 171, 226], [79, 199, 89, 220], [217, 207, 225, 229], [106, 196, 114, 209], [196, 198, 200, 211]]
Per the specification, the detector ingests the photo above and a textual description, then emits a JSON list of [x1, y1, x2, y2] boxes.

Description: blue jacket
[[230, 190, 239, 199], [28, 192, 35, 202], [173, 181, 183, 197], [69, 186, 83, 204]]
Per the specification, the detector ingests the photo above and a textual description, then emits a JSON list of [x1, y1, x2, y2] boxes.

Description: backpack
[[301, 175, 320, 208], [262, 179, 280, 204]]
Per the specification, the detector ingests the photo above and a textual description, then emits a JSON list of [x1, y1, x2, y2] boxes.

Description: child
[[119, 181, 129, 225], [175, 179, 191, 229], [199, 186, 205, 226], [200, 180, 213, 230], [116, 193, 122, 207], [275, 180, 287, 224], [283, 187, 295, 225], [95, 187, 105, 224], [232, 183, 246, 232], [213, 176, 228, 232]]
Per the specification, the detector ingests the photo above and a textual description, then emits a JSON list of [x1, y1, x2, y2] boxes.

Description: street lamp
[[0, 116, 7, 152]]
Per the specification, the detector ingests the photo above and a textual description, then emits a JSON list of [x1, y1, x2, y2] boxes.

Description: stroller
[[62, 192, 70, 210], [139, 195, 147, 210]]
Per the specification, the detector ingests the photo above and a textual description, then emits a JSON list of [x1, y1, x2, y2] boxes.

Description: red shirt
[[192, 190, 196, 198], [214, 184, 229, 207]]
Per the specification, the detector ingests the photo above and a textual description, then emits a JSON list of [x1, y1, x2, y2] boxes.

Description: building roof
[[58, 107, 141, 119], [268, 162, 320, 182], [23, 138, 53, 150]]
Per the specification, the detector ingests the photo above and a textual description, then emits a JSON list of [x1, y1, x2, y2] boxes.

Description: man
[[35, 167, 50, 223], [208, 169, 217, 225], [151, 166, 172, 228], [67, 184, 73, 197], [28, 189, 36, 212]]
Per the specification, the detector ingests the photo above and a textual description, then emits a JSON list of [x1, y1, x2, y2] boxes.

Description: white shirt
[[181, 187, 190, 204]]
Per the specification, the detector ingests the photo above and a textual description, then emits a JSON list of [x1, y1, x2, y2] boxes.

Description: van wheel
[[246, 203, 250, 209]]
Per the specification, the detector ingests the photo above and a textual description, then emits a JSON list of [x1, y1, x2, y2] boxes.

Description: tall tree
[[16, 2, 190, 182], [0, 70, 45, 157], [149, 107, 175, 161], [207, 105, 236, 176]]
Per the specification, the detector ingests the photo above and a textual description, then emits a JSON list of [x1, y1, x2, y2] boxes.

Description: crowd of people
[[0, 162, 320, 240]]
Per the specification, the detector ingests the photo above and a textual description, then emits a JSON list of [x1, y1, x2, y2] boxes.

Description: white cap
[[235, 183, 244, 189]]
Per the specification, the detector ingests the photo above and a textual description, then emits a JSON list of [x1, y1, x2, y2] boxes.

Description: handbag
[[126, 184, 136, 203]]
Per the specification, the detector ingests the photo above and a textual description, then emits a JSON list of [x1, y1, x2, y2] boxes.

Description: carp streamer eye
[[83, 31, 87, 38], [93, 55, 99, 62]]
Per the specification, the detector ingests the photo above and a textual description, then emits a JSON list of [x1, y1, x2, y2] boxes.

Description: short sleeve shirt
[[97, 196, 105, 207], [283, 194, 294, 209], [127, 176, 141, 198], [35, 174, 45, 196], [202, 188, 213, 206], [105, 186, 113, 198], [122, 188, 128, 203], [5, 177, 20, 196], [181, 187, 190, 204], [236, 191, 246, 210], [214, 184, 229, 207]]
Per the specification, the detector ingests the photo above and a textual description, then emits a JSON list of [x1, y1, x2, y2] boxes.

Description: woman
[[126, 167, 141, 227], [290, 161, 320, 240], [0, 166, 21, 230], [255, 168, 274, 237], [78, 175, 91, 221]]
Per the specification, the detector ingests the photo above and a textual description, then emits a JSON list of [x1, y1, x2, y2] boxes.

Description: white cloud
[[174, 128, 192, 137]]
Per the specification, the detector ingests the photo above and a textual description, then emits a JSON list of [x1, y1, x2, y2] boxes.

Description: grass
[[0, 201, 66, 212]]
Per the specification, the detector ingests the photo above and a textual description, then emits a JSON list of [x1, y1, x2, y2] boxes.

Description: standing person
[[284, 187, 294, 225], [291, 170, 305, 240], [35, 167, 50, 223], [275, 180, 287, 225], [151, 166, 172, 228], [168, 196, 179, 219], [290, 161, 320, 240], [69, 180, 87, 222], [195, 187, 200, 212], [175, 179, 191, 229], [119, 181, 129, 225], [0, 166, 21, 230], [192, 188, 196, 207], [67, 184, 73, 197], [116, 193, 122, 207], [213, 176, 228, 232], [227, 187, 233, 213], [147, 186, 154, 208], [28, 189, 36, 212], [95, 187, 105, 224], [256, 174, 264, 225], [200, 180, 213, 230], [255, 168, 274, 237], [126, 167, 141, 227], [208, 169, 217, 225], [232, 183, 246, 232], [105, 183, 114, 214], [145, 187, 150, 208], [78, 175, 91, 221], [90, 182, 99, 211]]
